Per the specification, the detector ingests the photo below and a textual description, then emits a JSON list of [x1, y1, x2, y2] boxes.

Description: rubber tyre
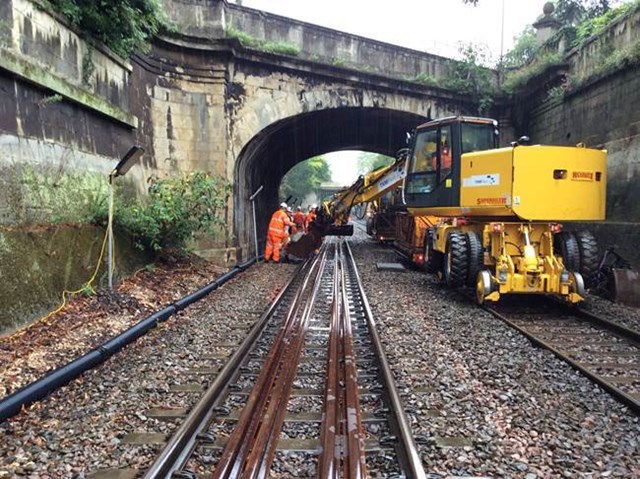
[[444, 231, 468, 288], [424, 227, 444, 274], [576, 231, 598, 288], [465, 232, 483, 287], [554, 231, 580, 272]]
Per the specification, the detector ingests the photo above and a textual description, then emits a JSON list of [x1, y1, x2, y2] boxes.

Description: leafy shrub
[[501, 52, 563, 94], [41, 0, 168, 58], [115, 171, 231, 253]]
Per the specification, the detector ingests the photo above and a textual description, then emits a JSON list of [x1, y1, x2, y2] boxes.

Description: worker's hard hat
[[311, 204, 317, 209], [280, 202, 287, 208], [297, 206, 302, 210], [287, 207, 292, 212]]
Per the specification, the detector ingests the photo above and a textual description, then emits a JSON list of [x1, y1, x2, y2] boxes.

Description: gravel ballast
[[1, 229, 639, 478]]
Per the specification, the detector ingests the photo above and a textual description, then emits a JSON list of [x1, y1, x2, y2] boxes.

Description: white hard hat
[[311, 203, 317, 209], [280, 202, 287, 208], [287, 207, 292, 212]]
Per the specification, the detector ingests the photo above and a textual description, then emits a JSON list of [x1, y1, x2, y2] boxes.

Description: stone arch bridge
[[0, 0, 500, 262]]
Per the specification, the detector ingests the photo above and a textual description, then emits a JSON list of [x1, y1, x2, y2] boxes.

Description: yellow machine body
[[408, 145, 607, 220]]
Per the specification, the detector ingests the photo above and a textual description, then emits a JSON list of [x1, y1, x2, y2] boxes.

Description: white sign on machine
[[462, 173, 500, 187]]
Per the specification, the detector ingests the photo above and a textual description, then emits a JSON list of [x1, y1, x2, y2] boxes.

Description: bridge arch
[[234, 106, 428, 257]]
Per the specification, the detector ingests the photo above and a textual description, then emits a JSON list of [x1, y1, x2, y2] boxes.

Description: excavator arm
[[323, 150, 408, 235]]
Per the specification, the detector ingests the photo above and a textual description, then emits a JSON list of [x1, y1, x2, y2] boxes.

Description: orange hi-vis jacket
[[269, 209, 294, 238], [293, 211, 305, 230], [305, 210, 317, 230]]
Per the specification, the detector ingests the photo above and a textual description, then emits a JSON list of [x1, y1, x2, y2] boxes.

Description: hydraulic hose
[[0, 257, 257, 422]]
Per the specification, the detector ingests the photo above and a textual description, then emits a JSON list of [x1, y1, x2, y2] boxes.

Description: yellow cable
[[7, 196, 113, 339]]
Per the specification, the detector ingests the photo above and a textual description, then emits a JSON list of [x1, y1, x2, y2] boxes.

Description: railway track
[[142, 238, 425, 478], [482, 297, 640, 413]]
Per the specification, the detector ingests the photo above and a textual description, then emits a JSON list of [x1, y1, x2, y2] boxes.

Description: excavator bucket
[[324, 224, 354, 236], [610, 268, 640, 306]]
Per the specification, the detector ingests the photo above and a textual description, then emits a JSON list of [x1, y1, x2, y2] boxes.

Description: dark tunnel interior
[[234, 106, 428, 258]]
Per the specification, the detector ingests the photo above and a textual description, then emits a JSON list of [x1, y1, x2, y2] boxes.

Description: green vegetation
[[41, 0, 168, 58], [331, 56, 348, 67], [37, 93, 64, 107], [411, 73, 439, 86], [115, 171, 231, 254], [502, 26, 538, 69], [444, 44, 495, 114], [574, 1, 638, 43], [501, 52, 563, 94], [279, 157, 331, 204], [225, 26, 301, 56], [356, 152, 393, 175], [1, 163, 108, 225]]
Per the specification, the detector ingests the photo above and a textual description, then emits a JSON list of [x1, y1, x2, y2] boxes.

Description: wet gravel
[[0, 262, 294, 477], [1, 227, 640, 478], [349, 227, 640, 478]]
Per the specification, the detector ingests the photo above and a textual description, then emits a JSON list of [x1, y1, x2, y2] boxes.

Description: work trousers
[[264, 232, 286, 262]]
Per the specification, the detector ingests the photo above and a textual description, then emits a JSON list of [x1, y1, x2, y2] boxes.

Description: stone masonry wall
[[161, 0, 455, 83]]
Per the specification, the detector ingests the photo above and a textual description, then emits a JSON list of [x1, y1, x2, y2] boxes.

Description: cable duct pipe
[[0, 258, 256, 422]]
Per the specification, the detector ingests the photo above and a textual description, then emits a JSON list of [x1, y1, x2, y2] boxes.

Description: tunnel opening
[[234, 106, 427, 259]]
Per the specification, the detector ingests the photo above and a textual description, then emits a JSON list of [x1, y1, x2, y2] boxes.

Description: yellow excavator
[[403, 115, 610, 304]]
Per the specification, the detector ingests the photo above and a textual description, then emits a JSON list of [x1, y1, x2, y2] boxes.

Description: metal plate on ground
[[376, 262, 407, 272]]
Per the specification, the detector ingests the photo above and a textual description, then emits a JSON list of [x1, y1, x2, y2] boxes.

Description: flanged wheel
[[570, 271, 586, 299], [554, 231, 580, 272], [424, 227, 443, 274], [466, 231, 483, 287], [476, 270, 493, 305], [575, 231, 598, 288], [444, 231, 468, 288]]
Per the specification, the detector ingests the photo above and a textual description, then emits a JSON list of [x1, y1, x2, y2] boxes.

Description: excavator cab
[[404, 117, 499, 211]]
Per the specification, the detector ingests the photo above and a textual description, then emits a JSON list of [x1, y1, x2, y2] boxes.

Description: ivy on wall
[[41, 0, 168, 58]]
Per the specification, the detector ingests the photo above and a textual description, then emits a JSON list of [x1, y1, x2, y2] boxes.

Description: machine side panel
[[459, 147, 514, 217], [512, 146, 607, 221]]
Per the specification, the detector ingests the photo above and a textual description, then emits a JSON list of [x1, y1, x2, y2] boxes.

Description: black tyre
[[554, 231, 580, 272], [465, 231, 483, 287], [424, 227, 444, 274], [576, 231, 599, 288], [444, 231, 468, 288]]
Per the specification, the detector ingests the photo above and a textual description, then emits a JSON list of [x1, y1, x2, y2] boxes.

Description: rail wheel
[[424, 227, 443, 274], [554, 231, 580, 272], [576, 231, 598, 288], [444, 231, 468, 288], [466, 232, 483, 287], [569, 271, 586, 300], [476, 270, 494, 304]]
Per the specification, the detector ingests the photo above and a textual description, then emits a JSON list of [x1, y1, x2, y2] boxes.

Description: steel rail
[[343, 240, 427, 479], [143, 259, 308, 478], [482, 303, 640, 414], [212, 246, 328, 479], [318, 242, 367, 478], [339, 242, 368, 477], [243, 248, 327, 477]]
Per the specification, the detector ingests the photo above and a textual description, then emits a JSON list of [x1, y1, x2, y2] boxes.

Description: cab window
[[406, 129, 437, 194], [461, 122, 497, 154]]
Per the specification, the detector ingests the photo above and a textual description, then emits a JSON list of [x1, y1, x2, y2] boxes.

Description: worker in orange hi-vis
[[304, 204, 317, 231], [293, 206, 306, 233], [264, 202, 295, 263]]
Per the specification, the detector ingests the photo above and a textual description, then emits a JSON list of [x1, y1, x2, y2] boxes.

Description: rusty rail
[[318, 242, 367, 478], [212, 247, 328, 478]]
